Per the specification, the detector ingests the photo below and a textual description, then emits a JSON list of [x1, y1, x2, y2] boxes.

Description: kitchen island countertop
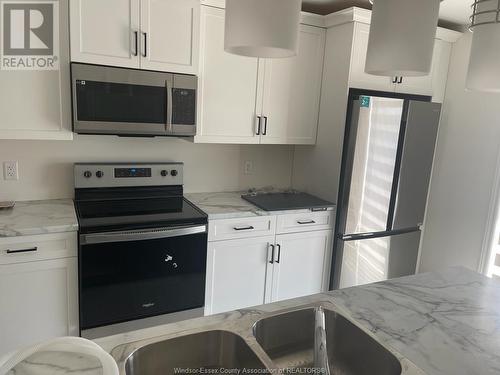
[[93, 267, 500, 375], [6, 269, 500, 374]]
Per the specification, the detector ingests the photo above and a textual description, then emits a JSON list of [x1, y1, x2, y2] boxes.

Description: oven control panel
[[74, 163, 183, 188]]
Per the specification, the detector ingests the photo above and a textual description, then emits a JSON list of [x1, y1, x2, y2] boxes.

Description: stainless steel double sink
[[116, 304, 404, 375]]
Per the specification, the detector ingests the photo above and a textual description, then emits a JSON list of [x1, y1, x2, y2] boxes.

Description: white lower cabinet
[[271, 230, 332, 302], [205, 236, 274, 315], [205, 213, 334, 315], [0, 233, 78, 356]]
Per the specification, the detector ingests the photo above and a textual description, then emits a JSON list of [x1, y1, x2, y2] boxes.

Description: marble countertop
[[0, 191, 334, 238], [0, 199, 78, 237], [92, 267, 500, 375], [186, 191, 335, 220], [7, 268, 500, 374]]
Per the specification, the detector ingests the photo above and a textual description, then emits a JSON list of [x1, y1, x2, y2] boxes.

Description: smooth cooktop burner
[[77, 197, 185, 219], [75, 196, 207, 233]]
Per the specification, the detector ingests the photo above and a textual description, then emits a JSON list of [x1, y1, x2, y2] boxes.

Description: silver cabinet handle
[[297, 220, 316, 225], [269, 244, 275, 264], [256, 116, 262, 135], [233, 226, 254, 231], [6, 247, 38, 254], [262, 116, 268, 135]]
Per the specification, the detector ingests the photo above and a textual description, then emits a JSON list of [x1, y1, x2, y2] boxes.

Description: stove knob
[[96, 171, 104, 178], [83, 171, 92, 178], [171, 169, 178, 177], [160, 170, 168, 177]]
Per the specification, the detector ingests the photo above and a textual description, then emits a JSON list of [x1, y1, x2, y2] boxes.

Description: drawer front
[[276, 210, 335, 234], [0, 232, 77, 265], [208, 216, 276, 241]]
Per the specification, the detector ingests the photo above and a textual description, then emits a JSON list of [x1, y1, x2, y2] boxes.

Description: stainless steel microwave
[[71, 63, 197, 137]]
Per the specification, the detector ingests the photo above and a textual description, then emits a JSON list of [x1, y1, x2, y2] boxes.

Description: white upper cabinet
[[140, 0, 200, 74], [349, 23, 396, 93], [195, 6, 326, 145], [70, 0, 199, 74], [260, 25, 325, 145], [393, 39, 452, 102], [195, 6, 262, 144], [70, 0, 140, 68], [0, 0, 72, 140], [430, 39, 452, 103], [348, 21, 454, 102]]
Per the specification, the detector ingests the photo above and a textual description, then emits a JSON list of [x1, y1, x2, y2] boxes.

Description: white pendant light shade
[[467, 0, 500, 92], [224, 0, 302, 58], [365, 0, 440, 77]]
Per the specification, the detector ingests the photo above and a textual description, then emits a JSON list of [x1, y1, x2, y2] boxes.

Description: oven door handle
[[80, 225, 207, 245]]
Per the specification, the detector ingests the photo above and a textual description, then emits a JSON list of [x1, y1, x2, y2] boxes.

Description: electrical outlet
[[244, 161, 254, 175], [3, 161, 19, 180]]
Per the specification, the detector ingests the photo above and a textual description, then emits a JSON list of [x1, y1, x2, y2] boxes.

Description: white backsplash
[[0, 135, 294, 201]]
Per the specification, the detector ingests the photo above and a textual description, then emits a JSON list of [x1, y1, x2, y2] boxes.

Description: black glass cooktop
[[75, 196, 207, 233], [241, 192, 334, 211]]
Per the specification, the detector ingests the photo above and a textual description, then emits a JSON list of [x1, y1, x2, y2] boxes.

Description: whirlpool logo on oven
[[1, 0, 59, 70]]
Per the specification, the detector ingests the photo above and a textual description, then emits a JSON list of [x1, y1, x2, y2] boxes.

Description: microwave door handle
[[166, 79, 173, 134]]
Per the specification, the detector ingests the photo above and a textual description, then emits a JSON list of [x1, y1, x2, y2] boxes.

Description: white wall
[[0, 136, 293, 201], [419, 33, 500, 273]]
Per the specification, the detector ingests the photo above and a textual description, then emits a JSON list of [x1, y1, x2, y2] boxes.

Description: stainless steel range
[[74, 163, 207, 338]]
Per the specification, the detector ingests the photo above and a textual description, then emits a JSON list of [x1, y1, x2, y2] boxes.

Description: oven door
[[72, 63, 173, 136], [79, 225, 207, 330]]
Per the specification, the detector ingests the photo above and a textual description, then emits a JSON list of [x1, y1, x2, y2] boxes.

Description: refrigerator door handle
[[340, 227, 420, 242], [341, 232, 375, 240]]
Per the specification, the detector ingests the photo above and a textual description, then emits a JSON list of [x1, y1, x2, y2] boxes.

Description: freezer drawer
[[337, 230, 422, 289]]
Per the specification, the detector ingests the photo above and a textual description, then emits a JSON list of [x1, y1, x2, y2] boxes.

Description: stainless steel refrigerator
[[331, 90, 441, 289]]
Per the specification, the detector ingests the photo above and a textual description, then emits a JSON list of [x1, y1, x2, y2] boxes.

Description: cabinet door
[[431, 40, 452, 103], [205, 236, 274, 315], [140, 0, 200, 74], [260, 25, 325, 145], [394, 40, 451, 99], [394, 41, 439, 97], [0, 0, 71, 140], [349, 22, 396, 93], [272, 230, 332, 302], [70, 0, 140, 68], [0, 258, 78, 356], [195, 6, 262, 144]]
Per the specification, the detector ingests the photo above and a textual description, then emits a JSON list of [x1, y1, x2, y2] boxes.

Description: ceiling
[[301, 0, 471, 30]]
